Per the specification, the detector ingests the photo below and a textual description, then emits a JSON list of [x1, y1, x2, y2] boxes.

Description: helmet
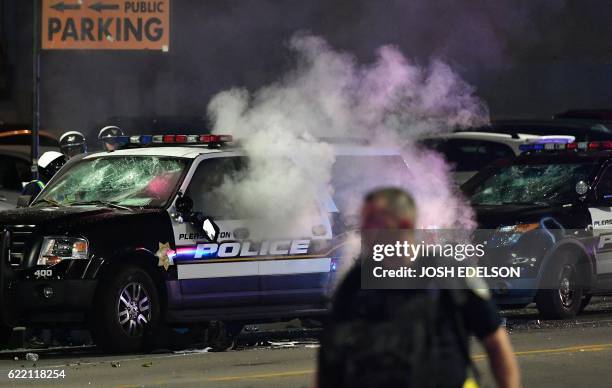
[[37, 151, 66, 182], [59, 131, 87, 158], [98, 125, 124, 150]]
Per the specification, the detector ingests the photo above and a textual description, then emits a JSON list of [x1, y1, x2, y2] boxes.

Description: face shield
[[101, 137, 120, 151], [61, 143, 86, 158]]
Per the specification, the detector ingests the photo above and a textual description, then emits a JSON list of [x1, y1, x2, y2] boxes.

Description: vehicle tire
[[205, 321, 237, 352], [578, 294, 592, 314], [535, 251, 585, 319], [92, 266, 160, 353]]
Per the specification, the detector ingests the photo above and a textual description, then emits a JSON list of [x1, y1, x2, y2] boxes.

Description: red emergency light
[[200, 134, 233, 143], [106, 134, 233, 148], [520, 140, 612, 153]]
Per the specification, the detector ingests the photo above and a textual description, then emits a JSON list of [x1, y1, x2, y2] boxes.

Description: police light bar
[[151, 134, 233, 144], [103, 134, 233, 148], [518, 136, 574, 152], [519, 140, 612, 153]]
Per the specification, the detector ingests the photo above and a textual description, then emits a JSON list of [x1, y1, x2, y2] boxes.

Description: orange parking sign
[[42, 0, 170, 51]]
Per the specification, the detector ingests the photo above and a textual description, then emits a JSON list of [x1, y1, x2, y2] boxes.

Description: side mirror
[[175, 194, 193, 215], [174, 193, 219, 242], [575, 181, 589, 196], [16, 195, 32, 208], [191, 212, 220, 242]]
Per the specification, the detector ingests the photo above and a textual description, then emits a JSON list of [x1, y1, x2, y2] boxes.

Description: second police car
[[463, 140, 612, 319], [0, 134, 406, 352]]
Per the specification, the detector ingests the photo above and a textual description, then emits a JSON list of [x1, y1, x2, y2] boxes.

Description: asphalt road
[[1, 298, 612, 387]]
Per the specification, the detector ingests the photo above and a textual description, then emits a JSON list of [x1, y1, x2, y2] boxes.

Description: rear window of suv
[[421, 139, 515, 172], [330, 155, 408, 217]]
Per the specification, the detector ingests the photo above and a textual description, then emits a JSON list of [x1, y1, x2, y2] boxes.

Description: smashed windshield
[[33, 156, 188, 208], [469, 162, 597, 206]]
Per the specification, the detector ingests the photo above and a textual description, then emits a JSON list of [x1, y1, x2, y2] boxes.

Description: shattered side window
[[34, 156, 188, 208], [186, 157, 249, 219], [469, 162, 597, 206]]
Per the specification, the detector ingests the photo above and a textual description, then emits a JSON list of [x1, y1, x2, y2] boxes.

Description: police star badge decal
[[156, 242, 175, 271]]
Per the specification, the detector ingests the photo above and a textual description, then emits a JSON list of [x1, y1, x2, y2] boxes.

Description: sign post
[[32, 0, 41, 180], [41, 0, 170, 51]]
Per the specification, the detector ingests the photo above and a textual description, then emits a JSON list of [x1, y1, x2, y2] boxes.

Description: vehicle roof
[[422, 131, 564, 142], [84, 143, 403, 159], [0, 129, 58, 146], [480, 119, 612, 131], [84, 146, 224, 159]]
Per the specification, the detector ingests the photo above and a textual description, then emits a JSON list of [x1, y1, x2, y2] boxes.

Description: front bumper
[[1, 231, 98, 325], [3, 279, 98, 325]]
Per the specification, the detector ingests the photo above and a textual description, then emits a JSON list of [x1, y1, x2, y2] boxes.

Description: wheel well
[[95, 250, 168, 316], [554, 244, 593, 289]]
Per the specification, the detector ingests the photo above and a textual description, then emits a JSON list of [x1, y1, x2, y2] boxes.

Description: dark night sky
[[2, 0, 612, 137]]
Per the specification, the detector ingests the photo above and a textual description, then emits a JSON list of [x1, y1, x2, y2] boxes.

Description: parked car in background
[[468, 119, 612, 142], [0, 127, 59, 209], [420, 131, 574, 184], [463, 140, 612, 318]]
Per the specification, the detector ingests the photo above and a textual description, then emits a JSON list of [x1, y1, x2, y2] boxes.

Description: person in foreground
[[317, 187, 520, 388]]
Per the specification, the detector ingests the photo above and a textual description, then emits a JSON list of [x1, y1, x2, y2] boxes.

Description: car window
[[491, 126, 589, 141], [185, 157, 249, 219], [0, 155, 29, 190], [35, 156, 188, 208], [468, 162, 598, 206], [430, 139, 514, 172]]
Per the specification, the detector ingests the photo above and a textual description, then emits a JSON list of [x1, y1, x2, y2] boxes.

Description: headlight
[[495, 223, 539, 246], [498, 223, 539, 234], [510, 255, 537, 265], [38, 237, 88, 266]]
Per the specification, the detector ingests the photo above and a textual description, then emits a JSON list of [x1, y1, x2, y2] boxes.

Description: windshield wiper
[[32, 198, 62, 207], [69, 200, 133, 211]]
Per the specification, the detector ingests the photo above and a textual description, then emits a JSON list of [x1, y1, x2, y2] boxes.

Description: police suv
[[0, 134, 406, 352], [463, 140, 612, 319]]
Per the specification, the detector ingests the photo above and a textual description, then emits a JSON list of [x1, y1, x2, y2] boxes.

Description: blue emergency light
[[101, 134, 233, 148], [520, 140, 612, 153]]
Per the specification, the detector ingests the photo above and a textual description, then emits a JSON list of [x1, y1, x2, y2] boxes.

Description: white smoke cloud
[[206, 34, 488, 237]]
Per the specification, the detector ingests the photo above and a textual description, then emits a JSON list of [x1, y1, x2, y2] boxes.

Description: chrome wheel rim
[[558, 265, 575, 308], [117, 282, 151, 337]]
